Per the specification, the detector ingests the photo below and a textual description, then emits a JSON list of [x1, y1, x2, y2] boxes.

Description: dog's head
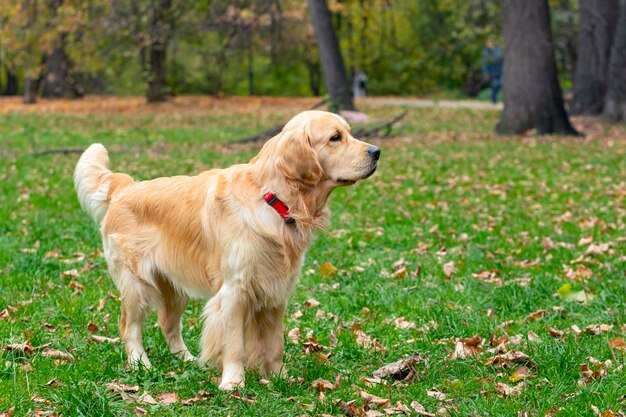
[[264, 110, 380, 189]]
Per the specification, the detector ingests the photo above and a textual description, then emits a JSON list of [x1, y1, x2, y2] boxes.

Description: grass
[[1, 96, 626, 416]]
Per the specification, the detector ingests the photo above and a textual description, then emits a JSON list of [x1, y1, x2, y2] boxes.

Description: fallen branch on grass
[[233, 97, 330, 144], [352, 111, 407, 139], [29, 148, 86, 156]]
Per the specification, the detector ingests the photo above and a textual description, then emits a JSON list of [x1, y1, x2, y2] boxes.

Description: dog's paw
[[128, 353, 152, 370], [174, 350, 196, 362], [218, 379, 245, 391]]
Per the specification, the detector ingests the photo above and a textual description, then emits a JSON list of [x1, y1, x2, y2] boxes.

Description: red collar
[[263, 192, 295, 224]]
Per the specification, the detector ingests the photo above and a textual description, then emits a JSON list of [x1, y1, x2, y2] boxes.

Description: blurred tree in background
[[0, 0, 622, 122]]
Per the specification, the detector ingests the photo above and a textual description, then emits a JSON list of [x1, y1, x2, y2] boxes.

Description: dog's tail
[[74, 144, 134, 224]]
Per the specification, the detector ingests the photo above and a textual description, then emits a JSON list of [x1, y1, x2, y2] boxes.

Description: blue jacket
[[481, 47, 503, 79]]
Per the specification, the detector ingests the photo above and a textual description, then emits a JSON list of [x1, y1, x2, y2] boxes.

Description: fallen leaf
[[41, 349, 74, 362], [443, 262, 455, 277], [524, 309, 550, 322], [319, 262, 338, 278], [155, 392, 179, 405], [137, 392, 158, 405], [495, 381, 525, 396], [338, 400, 364, 417], [0, 407, 15, 417], [0, 309, 10, 321], [426, 389, 446, 400], [410, 401, 436, 417], [352, 323, 384, 351], [449, 335, 483, 359], [44, 377, 63, 388], [372, 352, 423, 380], [609, 338, 625, 351], [105, 382, 140, 393], [510, 366, 532, 382], [87, 322, 98, 333], [311, 379, 335, 392], [62, 269, 80, 278], [5, 340, 34, 354], [527, 331, 541, 342], [393, 317, 416, 330], [90, 335, 120, 344], [360, 390, 390, 408], [585, 243, 610, 256], [288, 327, 302, 345], [549, 327, 565, 338], [304, 298, 321, 308], [585, 324, 612, 335], [485, 350, 534, 368]]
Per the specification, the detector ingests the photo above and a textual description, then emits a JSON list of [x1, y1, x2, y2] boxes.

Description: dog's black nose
[[368, 146, 381, 161]]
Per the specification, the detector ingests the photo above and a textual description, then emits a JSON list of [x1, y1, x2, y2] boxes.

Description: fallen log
[[234, 97, 330, 144]]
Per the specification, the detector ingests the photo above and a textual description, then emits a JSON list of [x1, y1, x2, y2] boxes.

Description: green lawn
[[1, 98, 626, 416]]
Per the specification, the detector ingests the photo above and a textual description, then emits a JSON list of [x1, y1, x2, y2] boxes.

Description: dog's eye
[[330, 133, 342, 142]]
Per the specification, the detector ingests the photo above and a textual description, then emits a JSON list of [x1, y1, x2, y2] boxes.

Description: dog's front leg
[[216, 286, 247, 391]]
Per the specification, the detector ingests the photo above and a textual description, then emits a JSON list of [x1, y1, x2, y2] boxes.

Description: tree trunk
[[496, 0, 579, 136], [5, 69, 18, 95], [307, 0, 355, 111], [145, 0, 172, 103], [604, 1, 626, 121], [146, 40, 167, 102], [42, 41, 75, 98], [570, 0, 619, 115], [23, 76, 37, 104]]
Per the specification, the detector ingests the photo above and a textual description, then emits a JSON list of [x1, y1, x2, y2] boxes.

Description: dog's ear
[[275, 127, 323, 187]]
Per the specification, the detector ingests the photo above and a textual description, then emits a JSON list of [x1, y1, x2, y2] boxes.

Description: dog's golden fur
[[74, 110, 379, 390]]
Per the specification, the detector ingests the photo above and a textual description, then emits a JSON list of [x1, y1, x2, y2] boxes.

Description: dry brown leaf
[[485, 350, 533, 368], [609, 337, 626, 351], [410, 401, 436, 417], [0, 309, 10, 321], [134, 406, 148, 415], [549, 327, 564, 337], [41, 349, 74, 362], [288, 327, 302, 345], [338, 400, 364, 417], [137, 393, 158, 405], [91, 335, 120, 344], [585, 243, 610, 255], [495, 381, 525, 396], [44, 377, 63, 388], [5, 340, 34, 354], [304, 298, 321, 308], [62, 269, 80, 278], [352, 323, 384, 351], [390, 266, 407, 279], [0, 407, 15, 417], [360, 390, 391, 408], [443, 262, 455, 277], [393, 317, 416, 330], [372, 352, 422, 380], [311, 379, 335, 392], [585, 324, 613, 335], [509, 366, 533, 382], [105, 382, 140, 393], [449, 335, 483, 360], [426, 389, 447, 400], [87, 322, 98, 333], [155, 392, 179, 405], [319, 262, 338, 278], [524, 309, 549, 322]]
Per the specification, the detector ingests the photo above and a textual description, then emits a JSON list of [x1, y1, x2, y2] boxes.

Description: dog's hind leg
[[116, 267, 154, 369], [156, 277, 194, 362]]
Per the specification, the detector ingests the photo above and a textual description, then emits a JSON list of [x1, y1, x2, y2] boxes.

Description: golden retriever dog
[[73, 110, 380, 390]]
